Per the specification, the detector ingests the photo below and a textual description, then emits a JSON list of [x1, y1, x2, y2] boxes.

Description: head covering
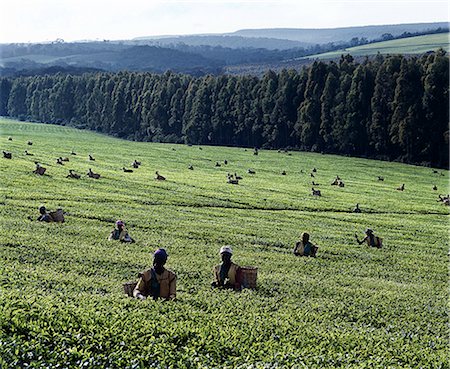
[[365, 228, 373, 234], [154, 248, 168, 260], [219, 245, 233, 255], [116, 220, 124, 227], [301, 232, 310, 242], [39, 205, 46, 211]]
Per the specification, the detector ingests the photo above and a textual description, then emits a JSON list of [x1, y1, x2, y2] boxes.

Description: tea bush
[[0, 119, 448, 368]]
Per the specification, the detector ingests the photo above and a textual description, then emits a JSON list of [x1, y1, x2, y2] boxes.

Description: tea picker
[[133, 248, 176, 301]]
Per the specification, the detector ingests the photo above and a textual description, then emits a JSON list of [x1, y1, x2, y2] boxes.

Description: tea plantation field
[[304, 32, 450, 60], [0, 118, 448, 368]]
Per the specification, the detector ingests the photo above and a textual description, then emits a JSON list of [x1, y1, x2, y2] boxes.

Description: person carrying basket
[[212, 246, 242, 290]]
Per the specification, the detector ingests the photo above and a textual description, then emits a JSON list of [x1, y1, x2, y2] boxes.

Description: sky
[[0, 0, 448, 43]]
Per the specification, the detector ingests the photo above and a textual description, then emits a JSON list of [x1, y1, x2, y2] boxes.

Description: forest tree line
[[0, 51, 448, 168]]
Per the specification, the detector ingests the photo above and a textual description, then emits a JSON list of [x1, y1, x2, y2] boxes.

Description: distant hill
[[135, 22, 448, 49], [65, 45, 222, 73], [0, 22, 447, 77], [0, 65, 102, 77], [303, 32, 450, 60], [0, 43, 223, 75], [232, 22, 449, 44], [133, 35, 311, 50]]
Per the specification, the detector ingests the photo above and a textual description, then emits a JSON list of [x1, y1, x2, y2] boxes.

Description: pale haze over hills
[[1, 0, 447, 77], [0, 22, 447, 77], [1, 0, 448, 43], [134, 22, 449, 48]]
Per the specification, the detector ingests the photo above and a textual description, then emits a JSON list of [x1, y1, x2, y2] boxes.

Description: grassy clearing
[[0, 118, 448, 368], [304, 33, 450, 60]]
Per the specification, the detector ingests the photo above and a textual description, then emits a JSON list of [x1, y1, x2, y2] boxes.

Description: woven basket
[[123, 281, 137, 297], [240, 266, 257, 289], [50, 209, 65, 223], [35, 167, 46, 175]]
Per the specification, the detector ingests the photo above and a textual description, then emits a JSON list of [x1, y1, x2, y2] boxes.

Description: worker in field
[[355, 228, 383, 248], [353, 203, 361, 213], [293, 232, 318, 257], [108, 220, 135, 243], [212, 246, 242, 290], [37, 205, 52, 222], [133, 248, 176, 300]]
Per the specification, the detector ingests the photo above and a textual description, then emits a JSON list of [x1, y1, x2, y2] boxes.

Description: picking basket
[[50, 209, 65, 223], [123, 281, 137, 297], [35, 167, 46, 175], [240, 266, 258, 289]]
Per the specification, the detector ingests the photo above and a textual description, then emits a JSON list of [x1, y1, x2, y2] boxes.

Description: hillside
[[303, 32, 450, 60], [0, 118, 448, 367], [135, 22, 448, 47], [232, 22, 449, 43], [132, 35, 311, 50], [1, 22, 447, 77], [0, 43, 222, 75]]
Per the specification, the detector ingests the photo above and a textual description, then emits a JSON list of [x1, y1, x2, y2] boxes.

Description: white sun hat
[[219, 245, 233, 255]]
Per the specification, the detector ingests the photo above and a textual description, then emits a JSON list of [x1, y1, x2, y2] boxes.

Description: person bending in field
[[133, 248, 176, 301], [212, 246, 242, 290], [355, 228, 383, 248], [293, 232, 318, 257], [37, 205, 52, 222], [108, 220, 135, 243], [353, 203, 361, 213]]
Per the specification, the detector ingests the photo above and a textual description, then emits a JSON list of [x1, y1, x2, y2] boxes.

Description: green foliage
[[2, 50, 449, 168], [0, 119, 448, 368]]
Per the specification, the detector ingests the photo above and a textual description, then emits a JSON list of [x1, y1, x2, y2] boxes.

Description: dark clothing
[[357, 234, 383, 248], [367, 234, 382, 248], [219, 263, 231, 285], [293, 241, 318, 257], [37, 213, 52, 222], [212, 262, 241, 290]]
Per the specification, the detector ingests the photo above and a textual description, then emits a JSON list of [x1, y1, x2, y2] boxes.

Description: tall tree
[[0, 78, 12, 116], [260, 70, 279, 147], [184, 78, 213, 144], [7, 78, 28, 118], [296, 61, 328, 150], [391, 58, 424, 162], [421, 49, 449, 167], [342, 64, 374, 155], [369, 56, 402, 156], [320, 65, 339, 148]]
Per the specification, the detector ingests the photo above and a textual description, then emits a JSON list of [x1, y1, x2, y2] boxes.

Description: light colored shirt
[[133, 268, 176, 300], [108, 228, 129, 241]]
